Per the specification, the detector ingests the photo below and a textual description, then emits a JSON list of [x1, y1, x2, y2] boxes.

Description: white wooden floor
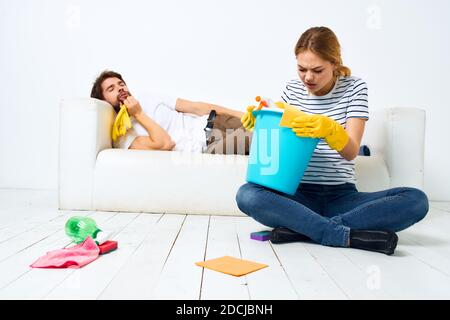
[[1, 188, 450, 300]]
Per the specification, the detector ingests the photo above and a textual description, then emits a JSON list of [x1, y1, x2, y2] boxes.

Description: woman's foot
[[270, 227, 312, 244], [349, 229, 398, 255]]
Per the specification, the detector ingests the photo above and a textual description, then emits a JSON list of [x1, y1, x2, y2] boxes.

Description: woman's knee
[[235, 183, 263, 215], [404, 187, 429, 222]]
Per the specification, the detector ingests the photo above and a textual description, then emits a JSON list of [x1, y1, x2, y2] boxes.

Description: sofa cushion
[[93, 149, 248, 216], [354, 155, 390, 192], [92, 149, 390, 216]]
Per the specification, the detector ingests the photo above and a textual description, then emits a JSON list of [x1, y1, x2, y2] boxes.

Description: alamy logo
[[250, 129, 280, 176], [366, 5, 382, 30], [66, 4, 81, 30]]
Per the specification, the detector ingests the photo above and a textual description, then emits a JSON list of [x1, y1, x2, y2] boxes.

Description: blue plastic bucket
[[246, 109, 319, 195]]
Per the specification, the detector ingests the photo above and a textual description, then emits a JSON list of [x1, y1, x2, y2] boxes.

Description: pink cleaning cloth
[[30, 236, 100, 269]]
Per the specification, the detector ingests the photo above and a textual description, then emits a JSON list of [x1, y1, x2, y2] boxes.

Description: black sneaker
[[270, 227, 312, 244], [349, 229, 398, 255]]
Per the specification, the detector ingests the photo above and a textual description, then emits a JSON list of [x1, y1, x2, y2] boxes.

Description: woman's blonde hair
[[294, 26, 351, 77]]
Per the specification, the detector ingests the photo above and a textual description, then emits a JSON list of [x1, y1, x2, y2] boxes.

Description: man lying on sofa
[[90, 70, 252, 155]]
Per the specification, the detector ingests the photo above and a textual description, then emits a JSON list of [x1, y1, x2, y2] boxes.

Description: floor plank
[[234, 217, 298, 299], [0, 211, 94, 290], [43, 212, 140, 299], [0, 188, 450, 300], [270, 242, 348, 299], [302, 244, 392, 299], [399, 232, 450, 277], [341, 246, 450, 299], [431, 202, 450, 213], [151, 215, 209, 299], [98, 214, 184, 300], [0, 210, 95, 264], [199, 216, 249, 300], [0, 211, 121, 299]]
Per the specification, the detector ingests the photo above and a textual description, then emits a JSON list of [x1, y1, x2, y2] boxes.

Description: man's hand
[[123, 96, 143, 117]]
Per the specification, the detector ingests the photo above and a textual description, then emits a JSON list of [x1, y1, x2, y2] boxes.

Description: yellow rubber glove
[[291, 114, 349, 151], [240, 98, 287, 132], [274, 101, 289, 110], [279, 103, 307, 127], [240, 105, 256, 131], [112, 104, 132, 142]]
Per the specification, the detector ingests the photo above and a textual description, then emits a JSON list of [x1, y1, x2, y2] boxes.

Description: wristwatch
[[204, 109, 217, 144]]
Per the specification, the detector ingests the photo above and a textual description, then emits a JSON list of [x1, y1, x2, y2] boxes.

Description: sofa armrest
[[383, 107, 425, 189], [58, 98, 115, 210], [363, 107, 425, 189]]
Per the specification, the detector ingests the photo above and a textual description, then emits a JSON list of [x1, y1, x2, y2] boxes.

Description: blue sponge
[[250, 231, 271, 241]]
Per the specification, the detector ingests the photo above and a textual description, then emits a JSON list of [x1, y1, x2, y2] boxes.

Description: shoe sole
[[386, 233, 399, 255]]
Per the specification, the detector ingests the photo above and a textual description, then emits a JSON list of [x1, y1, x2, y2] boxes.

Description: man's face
[[296, 50, 336, 96], [101, 77, 131, 110]]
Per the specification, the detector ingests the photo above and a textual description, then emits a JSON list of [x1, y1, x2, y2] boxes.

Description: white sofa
[[58, 98, 425, 216]]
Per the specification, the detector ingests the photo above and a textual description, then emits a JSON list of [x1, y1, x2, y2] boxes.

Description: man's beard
[[113, 91, 131, 111], [118, 91, 130, 104]]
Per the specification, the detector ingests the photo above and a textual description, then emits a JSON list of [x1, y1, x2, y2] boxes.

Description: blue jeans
[[236, 182, 429, 247]]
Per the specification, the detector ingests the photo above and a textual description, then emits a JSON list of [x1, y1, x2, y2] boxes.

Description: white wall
[[1, 0, 449, 200]]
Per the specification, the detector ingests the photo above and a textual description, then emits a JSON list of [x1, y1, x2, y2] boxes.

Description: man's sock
[[349, 229, 398, 255], [270, 227, 312, 244]]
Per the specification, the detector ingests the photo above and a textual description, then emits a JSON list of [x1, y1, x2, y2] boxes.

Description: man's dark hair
[[90, 70, 125, 100]]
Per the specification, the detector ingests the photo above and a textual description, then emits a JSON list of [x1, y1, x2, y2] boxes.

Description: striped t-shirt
[[281, 76, 369, 185]]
